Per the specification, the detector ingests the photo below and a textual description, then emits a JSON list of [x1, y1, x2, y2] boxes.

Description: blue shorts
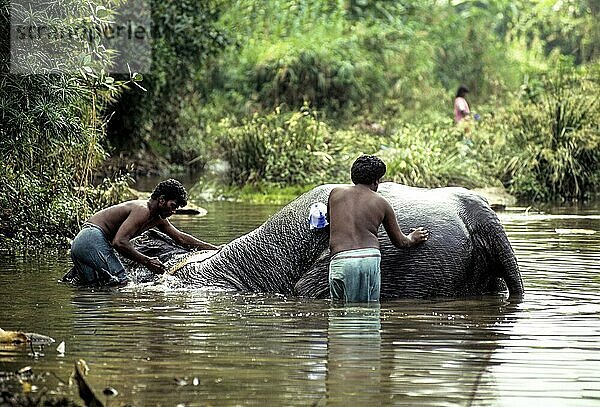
[[70, 224, 128, 286], [329, 248, 381, 302]]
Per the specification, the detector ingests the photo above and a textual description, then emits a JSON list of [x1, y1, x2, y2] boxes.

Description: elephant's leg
[[478, 223, 524, 299], [294, 255, 330, 298]]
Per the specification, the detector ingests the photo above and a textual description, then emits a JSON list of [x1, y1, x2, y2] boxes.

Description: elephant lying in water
[[125, 182, 524, 300]]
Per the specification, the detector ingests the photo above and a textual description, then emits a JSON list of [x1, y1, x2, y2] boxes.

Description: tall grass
[[378, 122, 496, 189], [213, 103, 498, 192], [0, 0, 137, 249], [217, 104, 334, 186], [482, 60, 600, 201]]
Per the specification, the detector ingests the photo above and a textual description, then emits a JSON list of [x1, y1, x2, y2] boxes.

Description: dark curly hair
[[350, 155, 386, 185], [456, 85, 469, 98], [151, 179, 188, 207]]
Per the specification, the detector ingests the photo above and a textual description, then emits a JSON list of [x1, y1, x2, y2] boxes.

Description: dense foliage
[[213, 104, 497, 189], [0, 0, 229, 249], [105, 0, 228, 168], [190, 0, 598, 202], [493, 61, 600, 201], [218, 105, 336, 185], [0, 0, 134, 249], [0, 0, 598, 248]]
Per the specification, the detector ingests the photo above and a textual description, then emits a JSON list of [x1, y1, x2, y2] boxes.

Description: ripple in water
[[0, 203, 599, 405]]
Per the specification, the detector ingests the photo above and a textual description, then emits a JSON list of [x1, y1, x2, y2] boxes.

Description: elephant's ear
[[130, 229, 191, 262], [293, 255, 330, 298]]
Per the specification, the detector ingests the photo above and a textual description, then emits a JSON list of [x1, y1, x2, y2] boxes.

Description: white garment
[[308, 202, 329, 229]]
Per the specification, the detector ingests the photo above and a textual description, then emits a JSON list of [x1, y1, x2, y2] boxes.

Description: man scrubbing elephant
[[65, 179, 219, 286], [328, 155, 429, 302]]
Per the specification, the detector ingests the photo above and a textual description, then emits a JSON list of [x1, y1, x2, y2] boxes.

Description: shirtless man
[[327, 155, 429, 302], [69, 178, 219, 286]]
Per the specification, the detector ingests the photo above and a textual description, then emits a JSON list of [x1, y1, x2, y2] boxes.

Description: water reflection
[[326, 303, 381, 405], [381, 298, 521, 406], [301, 297, 525, 406], [0, 202, 600, 405]]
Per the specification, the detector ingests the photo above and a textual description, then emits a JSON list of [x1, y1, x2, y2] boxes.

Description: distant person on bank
[[69, 179, 219, 286], [327, 155, 429, 302], [454, 85, 471, 124]]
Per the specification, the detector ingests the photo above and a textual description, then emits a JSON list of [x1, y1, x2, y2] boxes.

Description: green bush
[[0, 0, 137, 250], [0, 172, 133, 249], [217, 104, 335, 186], [212, 102, 499, 192], [105, 0, 229, 166], [377, 122, 497, 189], [493, 60, 600, 201], [211, 1, 450, 121], [246, 39, 386, 115]]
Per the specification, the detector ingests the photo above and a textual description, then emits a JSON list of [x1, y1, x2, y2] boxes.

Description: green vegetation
[[217, 105, 338, 185], [0, 0, 142, 249], [190, 0, 599, 203], [0, 0, 598, 249], [105, 0, 228, 169], [493, 61, 600, 201]]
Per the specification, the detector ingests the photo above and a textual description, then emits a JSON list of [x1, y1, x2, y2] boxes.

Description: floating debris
[[490, 203, 506, 211], [56, 341, 65, 355], [0, 328, 55, 345], [555, 228, 597, 235], [17, 366, 33, 376], [25, 332, 55, 345], [0, 328, 28, 344], [174, 377, 188, 386], [72, 359, 104, 407], [175, 207, 206, 215], [102, 386, 118, 397]]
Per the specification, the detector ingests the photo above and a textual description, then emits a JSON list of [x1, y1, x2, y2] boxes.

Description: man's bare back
[[86, 195, 190, 274], [328, 184, 428, 256], [88, 200, 166, 242], [67, 179, 219, 286], [328, 185, 387, 255], [326, 155, 428, 302], [88, 180, 217, 275]]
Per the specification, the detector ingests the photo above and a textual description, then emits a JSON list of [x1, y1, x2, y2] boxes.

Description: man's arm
[[157, 219, 220, 250], [381, 199, 429, 248], [112, 209, 166, 274], [458, 98, 470, 116]]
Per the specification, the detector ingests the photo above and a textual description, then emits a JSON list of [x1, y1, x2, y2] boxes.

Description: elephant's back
[[377, 183, 482, 298]]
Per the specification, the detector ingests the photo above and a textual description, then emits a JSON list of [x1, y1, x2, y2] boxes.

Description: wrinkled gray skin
[[128, 183, 524, 300]]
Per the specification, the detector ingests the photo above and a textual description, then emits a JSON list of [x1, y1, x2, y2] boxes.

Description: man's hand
[[145, 257, 167, 274], [408, 227, 429, 245]]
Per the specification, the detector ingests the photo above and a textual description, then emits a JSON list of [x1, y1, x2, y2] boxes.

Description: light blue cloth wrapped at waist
[[329, 248, 381, 302]]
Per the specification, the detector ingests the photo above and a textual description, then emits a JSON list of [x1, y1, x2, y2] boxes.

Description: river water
[[1, 200, 599, 406]]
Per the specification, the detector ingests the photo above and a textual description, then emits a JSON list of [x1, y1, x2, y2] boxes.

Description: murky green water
[[1, 201, 600, 406]]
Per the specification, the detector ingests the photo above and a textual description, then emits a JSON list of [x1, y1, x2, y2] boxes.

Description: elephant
[[126, 182, 524, 300]]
